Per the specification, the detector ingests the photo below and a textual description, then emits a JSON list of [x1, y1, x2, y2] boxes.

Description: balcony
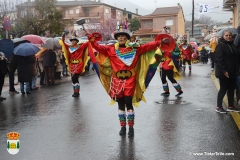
[[79, 12, 101, 17], [63, 12, 101, 19], [223, 0, 236, 10]]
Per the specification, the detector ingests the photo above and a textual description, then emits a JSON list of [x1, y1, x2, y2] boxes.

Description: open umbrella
[[204, 34, 213, 41], [198, 45, 210, 51], [21, 34, 45, 44], [42, 38, 62, 50], [0, 39, 14, 59], [216, 28, 237, 37], [13, 43, 40, 56], [12, 38, 30, 47]]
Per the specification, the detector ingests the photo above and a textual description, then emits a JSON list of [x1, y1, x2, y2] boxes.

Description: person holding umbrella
[[0, 52, 9, 101], [60, 34, 89, 97], [0, 39, 18, 94], [12, 43, 40, 94]]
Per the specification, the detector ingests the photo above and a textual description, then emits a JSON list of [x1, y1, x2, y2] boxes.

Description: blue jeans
[[32, 75, 38, 88], [20, 82, 30, 93], [62, 63, 68, 75]]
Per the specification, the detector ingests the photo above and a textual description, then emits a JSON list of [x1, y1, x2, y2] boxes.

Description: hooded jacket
[[215, 38, 240, 78], [234, 26, 240, 52]]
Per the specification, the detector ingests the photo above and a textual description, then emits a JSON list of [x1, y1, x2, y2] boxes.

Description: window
[[76, 9, 80, 14], [69, 10, 74, 14], [165, 19, 173, 26], [21, 11, 27, 17], [118, 12, 121, 17], [105, 8, 109, 13]]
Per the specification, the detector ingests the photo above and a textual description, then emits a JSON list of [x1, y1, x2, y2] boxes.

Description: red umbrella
[[21, 35, 45, 45]]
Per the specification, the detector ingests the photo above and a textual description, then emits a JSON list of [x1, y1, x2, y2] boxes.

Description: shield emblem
[[7, 132, 20, 155], [7, 140, 20, 155]]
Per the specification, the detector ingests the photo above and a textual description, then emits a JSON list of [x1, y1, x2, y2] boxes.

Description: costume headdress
[[114, 31, 131, 40]]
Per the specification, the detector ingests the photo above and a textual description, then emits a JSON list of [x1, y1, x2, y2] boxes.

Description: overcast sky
[[59, 0, 232, 22]]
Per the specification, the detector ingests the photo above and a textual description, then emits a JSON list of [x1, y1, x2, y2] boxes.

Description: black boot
[[72, 93, 80, 97], [161, 92, 170, 96], [119, 126, 126, 136], [128, 127, 134, 137], [175, 90, 183, 97]]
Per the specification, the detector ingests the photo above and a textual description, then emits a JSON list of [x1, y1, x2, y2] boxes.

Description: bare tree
[[83, 17, 117, 41]]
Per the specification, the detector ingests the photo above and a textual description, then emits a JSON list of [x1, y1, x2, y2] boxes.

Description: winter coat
[[0, 59, 8, 75], [200, 49, 208, 57], [209, 41, 218, 53], [37, 56, 44, 73], [12, 55, 36, 82], [7, 54, 17, 73], [234, 26, 240, 53], [55, 51, 63, 72], [32, 57, 38, 76], [43, 49, 56, 67], [215, 38, 240, 78]]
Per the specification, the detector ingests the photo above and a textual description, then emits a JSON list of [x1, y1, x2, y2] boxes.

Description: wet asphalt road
[[1, 63, 240, 160]]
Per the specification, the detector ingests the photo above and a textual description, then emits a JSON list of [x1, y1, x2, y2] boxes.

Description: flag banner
[[197, 3, 219, 17]]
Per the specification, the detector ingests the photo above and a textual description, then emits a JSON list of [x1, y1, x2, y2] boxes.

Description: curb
[[211, 72, 240, 130]]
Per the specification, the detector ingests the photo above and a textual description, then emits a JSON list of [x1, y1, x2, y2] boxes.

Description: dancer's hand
[[161, 37, 172, 44], [88, 34, 95, 42]]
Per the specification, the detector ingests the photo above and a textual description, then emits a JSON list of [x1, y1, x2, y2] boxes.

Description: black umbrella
[[12, 38, 30, 47]]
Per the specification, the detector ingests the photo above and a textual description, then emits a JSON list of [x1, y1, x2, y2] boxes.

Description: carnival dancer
[[88, 31, 171, 137], [179, 40, 194, 72], [160, 46, 183, 97], [60, 35, 89, 97]]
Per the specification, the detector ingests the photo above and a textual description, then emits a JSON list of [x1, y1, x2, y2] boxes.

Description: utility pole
[[192, 0, 194, 38]]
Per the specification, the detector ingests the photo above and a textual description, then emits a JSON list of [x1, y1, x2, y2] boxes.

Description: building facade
[[133, 3, 185, 39], [223, 0, 239, 28], [16, 0, 139, 34]]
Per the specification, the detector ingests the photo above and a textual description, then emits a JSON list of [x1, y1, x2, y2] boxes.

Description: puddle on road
[[155, 100, 187, 104]]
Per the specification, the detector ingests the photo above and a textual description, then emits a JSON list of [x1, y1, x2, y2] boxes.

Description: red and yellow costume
[[89, 32, 161, 137], [179, 43, 193, 71], [59, 40, 89, 97], [60, 42, 89, 74], [90, 40, 160, 100], [160, 50, 182, 96]]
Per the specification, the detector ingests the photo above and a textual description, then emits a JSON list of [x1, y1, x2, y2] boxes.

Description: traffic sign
[[3, 17, 11, 31]]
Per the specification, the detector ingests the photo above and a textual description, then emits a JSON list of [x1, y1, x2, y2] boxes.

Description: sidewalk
[[1, 71, 96, 94]]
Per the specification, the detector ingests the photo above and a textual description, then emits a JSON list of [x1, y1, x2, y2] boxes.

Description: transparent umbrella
[[216, 28, 237, 36], [42, 38, 62, 50]]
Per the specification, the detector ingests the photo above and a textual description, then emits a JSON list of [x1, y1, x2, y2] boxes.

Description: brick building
[[16, 0, 139, 34], [133, 3, 185, 39]]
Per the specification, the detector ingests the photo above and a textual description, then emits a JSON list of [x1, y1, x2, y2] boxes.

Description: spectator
[[43, 49, 57, 86], [54, 50, 63, 80], [38, 54, 45, 85], [61, 54, 69, 76], [12, 55, 36, 95], [31, 56, 39, 90], [209, 36, 218, 70], [215, 30, 240, 113], [0, 52, 9, 101], [7, 54, 19, 94], [200, 46, 208, 64]]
